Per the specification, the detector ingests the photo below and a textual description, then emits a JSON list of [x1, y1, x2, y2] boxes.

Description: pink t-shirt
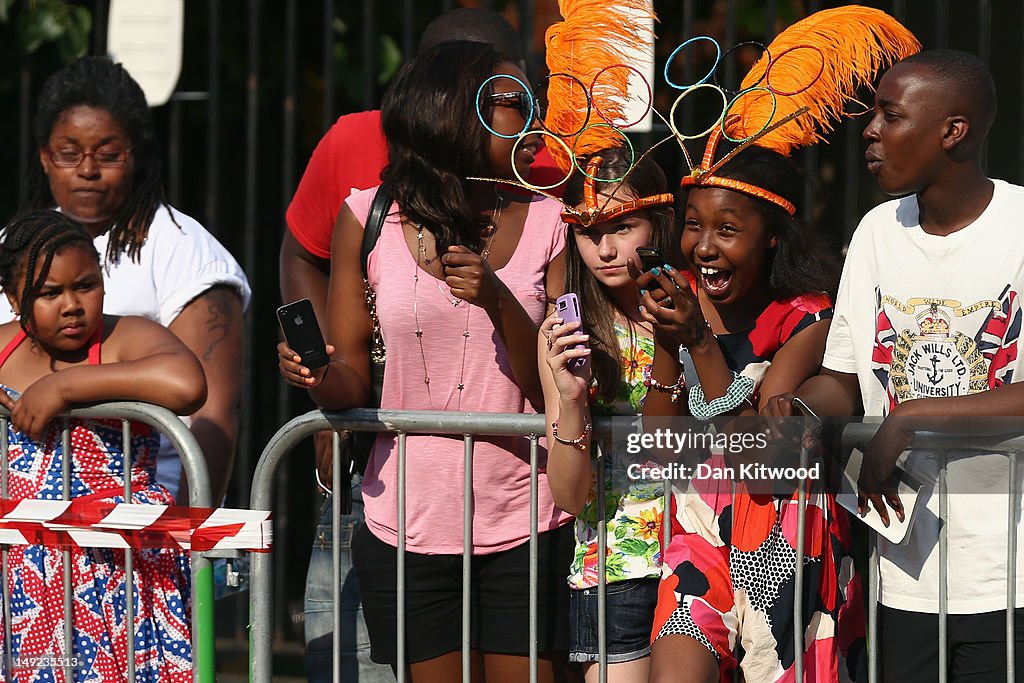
[[349, 187, 572, 554]]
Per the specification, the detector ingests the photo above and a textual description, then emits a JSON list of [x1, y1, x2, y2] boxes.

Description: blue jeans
[[305, 475, 394, 682]]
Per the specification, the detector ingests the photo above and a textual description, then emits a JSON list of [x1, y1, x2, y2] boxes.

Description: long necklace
[[411, 195, 504, 409]]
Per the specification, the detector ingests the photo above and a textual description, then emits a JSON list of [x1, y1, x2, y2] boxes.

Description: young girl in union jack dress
[[0, 210, 207, 682]]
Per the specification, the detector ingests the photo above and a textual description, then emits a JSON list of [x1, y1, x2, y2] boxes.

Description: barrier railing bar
[[463, 433, 474, 683], [1008, 451, 1018, 682], [1, 415, 10, 680], [331, 429, 342, 683], [397, 431, 408, 683], [731, 479, 739, 683], [939, 451, 948, 683], [529, 434, 540, 683], [794, 437, 810, 681], [868, 530, 878, 683], [123, 418, 136, 682], [596, 440, 607, 683], [62, 422, 73, 669], [661, 478, 672, 560]]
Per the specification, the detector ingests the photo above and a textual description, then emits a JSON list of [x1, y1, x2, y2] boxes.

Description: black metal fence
[[1, 0, 1022, 675]]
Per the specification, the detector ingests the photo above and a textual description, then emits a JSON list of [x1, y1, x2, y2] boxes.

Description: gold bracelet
[[551, 420, 592, 451]]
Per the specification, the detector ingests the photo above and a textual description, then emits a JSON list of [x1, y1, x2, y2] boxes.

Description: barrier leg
[[793, 443, 810, 681], [938, 452, 948, 683], [193, 553, 216, 683], [397, 432, 407, 683], [1008, 451, 1018, 683], [596, 442, 607, 683], [530, 435, 540, 683]]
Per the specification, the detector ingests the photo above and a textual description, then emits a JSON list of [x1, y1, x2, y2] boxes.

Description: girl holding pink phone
[[540, 147, 680, 683]]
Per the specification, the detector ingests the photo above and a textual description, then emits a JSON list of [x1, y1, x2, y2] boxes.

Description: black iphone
[[635, 246, 664, 273], [277, 298, 330, 369]]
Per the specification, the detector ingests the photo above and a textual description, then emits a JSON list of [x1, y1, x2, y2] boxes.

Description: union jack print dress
[[0, 328, 191, 682]]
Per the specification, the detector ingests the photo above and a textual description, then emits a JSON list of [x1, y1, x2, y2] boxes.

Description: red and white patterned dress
[[651, 294, 866, 682]]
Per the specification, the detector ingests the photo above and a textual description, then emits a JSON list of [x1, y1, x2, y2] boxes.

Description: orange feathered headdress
[[542, 0, 656, 173], [682, 6, 920, 214], [559, 157, 674, 227]]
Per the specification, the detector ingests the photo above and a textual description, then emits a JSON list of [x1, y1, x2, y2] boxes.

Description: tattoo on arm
[[199, 286, 238, 361]]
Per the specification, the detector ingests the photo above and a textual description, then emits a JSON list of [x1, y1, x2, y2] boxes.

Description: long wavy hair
[[683, 143, 840, 300], [25, 56, 173, 265], [0, 210, 99, 334], [380, 41, 512, 256], [562, 147, 680, 402]]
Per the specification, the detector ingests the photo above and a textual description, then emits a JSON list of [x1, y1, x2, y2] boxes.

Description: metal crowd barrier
[[249, 410, 1023, 683], [251, 409, 689, 682], [0, 402, 216, 683], [844, 423, 1023, 683]]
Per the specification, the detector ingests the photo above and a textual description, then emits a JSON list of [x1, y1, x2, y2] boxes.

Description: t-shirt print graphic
[[870, 284, 1020, 412]]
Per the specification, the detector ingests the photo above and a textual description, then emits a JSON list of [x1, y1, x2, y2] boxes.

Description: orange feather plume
[[543, 0, 656, 173], [725, 6, 920, 155]]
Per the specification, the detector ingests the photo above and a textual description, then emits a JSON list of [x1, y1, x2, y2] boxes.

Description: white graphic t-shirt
[[824, 179, 1024, 613]]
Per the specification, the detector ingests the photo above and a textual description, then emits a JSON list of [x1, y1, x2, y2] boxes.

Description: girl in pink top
[[278, 42, 574, 682]]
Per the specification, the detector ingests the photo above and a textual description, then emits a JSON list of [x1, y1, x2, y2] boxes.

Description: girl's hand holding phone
[[541, 313, 591, 402], [631, 262, 711, 350]]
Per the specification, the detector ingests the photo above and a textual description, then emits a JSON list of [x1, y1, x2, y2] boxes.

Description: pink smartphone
[[555, 293, 588, 368]]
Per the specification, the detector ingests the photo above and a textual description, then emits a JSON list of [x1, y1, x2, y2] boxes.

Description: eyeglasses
[[488, 91, 537, 121], [47, 146, 133, 168]]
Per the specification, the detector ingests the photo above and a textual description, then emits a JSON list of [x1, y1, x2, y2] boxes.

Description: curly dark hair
[[380, 41, 516, 256], [0, 210, 99, 333], [682, 142, 840, 299], [25, 56, 174, 265], [562, 146, 680, 402]]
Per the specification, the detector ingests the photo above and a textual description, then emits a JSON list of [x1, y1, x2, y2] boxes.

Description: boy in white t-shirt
[[765, 49, 1024, 680]]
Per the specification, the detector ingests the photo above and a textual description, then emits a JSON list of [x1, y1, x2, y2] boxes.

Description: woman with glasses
[[278, 41, 576, 682], [18, 56, 250, 506]]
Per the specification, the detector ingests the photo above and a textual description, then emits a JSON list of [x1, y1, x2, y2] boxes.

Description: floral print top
[[567, 322, 665, 589]]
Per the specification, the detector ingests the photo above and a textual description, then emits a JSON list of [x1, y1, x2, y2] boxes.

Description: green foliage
[[0, 0, 16, 23], [4, 0, 91, 61], [329, 12, 405, 106]]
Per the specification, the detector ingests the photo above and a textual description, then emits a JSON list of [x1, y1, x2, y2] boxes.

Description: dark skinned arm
[[169, 285, 244, 504], [6, 316, 208, 440], [299, 203, 375, 410], [280, 228, 330, 322], [280, 225, 336, 487]]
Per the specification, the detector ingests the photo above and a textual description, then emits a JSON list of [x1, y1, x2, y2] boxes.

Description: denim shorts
[[569, 577, 660, 663]]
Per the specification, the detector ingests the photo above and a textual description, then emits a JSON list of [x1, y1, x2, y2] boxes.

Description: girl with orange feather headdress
[[536, 4, 919, 682]]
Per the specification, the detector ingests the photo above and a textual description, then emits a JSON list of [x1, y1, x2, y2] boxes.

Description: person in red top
[[279, 8, 563, 682]]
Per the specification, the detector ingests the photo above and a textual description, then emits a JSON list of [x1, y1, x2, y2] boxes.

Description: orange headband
[[561, 157, 674, 227], [679, 118, 796, 216]]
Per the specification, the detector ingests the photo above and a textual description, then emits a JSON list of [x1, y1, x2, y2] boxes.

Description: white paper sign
[[106, 0, 184, 107]]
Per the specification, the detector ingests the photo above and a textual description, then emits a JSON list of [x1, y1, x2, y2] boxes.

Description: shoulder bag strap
[[360, 182, 392, 278]]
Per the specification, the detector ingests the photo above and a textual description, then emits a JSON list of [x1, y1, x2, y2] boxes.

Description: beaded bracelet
[[688, 372, 755, 421], [643, 366, 687, 404], [551, 420, 592, 451]]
